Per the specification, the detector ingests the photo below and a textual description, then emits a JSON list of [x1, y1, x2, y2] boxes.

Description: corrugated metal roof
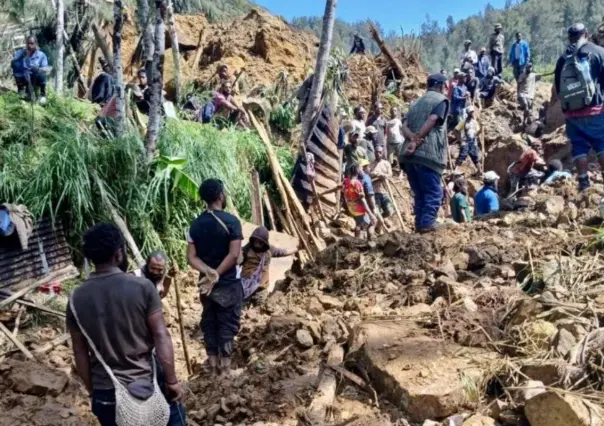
[[0, 218, 75, 288]]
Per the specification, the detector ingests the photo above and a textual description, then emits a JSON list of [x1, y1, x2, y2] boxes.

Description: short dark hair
[[353, 105, 365, 116], [453, 177, 467, 193], [26, 35, 37, 44], [146, 250, 167, 264], [346, 164, 360, 178], [83, 223, 124, 265], [137, 68, 146, 77], [199, 179, 225, 204]]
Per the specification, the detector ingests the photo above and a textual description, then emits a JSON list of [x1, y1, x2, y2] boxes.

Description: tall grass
[[0, 93, 294, 264]]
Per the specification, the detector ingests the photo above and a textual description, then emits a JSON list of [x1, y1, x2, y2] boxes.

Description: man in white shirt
[[351, 105, 367, 135], [386, 106, 405, 166], [460, 40, 478, 71]]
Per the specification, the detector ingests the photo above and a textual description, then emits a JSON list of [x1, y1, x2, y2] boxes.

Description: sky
[[254, 0, 508, 33]]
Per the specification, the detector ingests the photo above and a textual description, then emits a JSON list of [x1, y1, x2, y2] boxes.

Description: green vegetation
[[172, 0, 252, 21], [0, 93, 293, 263]]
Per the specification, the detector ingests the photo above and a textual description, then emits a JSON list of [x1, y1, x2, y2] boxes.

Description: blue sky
[[254, 0, 507, 33]]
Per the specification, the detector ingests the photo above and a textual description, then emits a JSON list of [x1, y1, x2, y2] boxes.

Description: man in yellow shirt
[[454, 106, 482, 175]]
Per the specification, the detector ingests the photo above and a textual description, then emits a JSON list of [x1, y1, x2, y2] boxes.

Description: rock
[[538, 196, 565, 216], [462, 297, 478, 313], [6, 360, 68, 396], [443, 414, 466, 426], [523, 320, 557, 350], [524, 391, 604, 426], [307, 322, 322, 343], [557, 320, 588, 341], [384, 282, 399, 294], [352, 321, 495, 422], [308, 297, 325, 315], [515, 380, 546, 403], [462, 415, 498, 426], [421, 421, 440, 426], [435, 258, 458, 281], [507, 299, 544, 327], [317, 294, 344, 310], [431, 277, 472, 302], [485, 399, 508, 420], [296, 329, 314, 348], [452, 252, 470, 271], [521, 360, 583, 386], [551, 328, 576, 358]]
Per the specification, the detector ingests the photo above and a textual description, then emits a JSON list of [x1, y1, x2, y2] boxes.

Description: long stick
[[91, 22, 113, 68], [190, 29, 205, 72], [0, 321, 34, 360], [385, 179, 407, 231], [262, 190, 277, 231], [172, 278, 192, 376], [0, 267, 75, 310], [268, 193, 293, 236], [63, 29, 88, 92]]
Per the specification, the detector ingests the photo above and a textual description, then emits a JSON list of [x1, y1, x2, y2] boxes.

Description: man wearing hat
[[489, 24, 505, 76], [476, 47, 491, 81], [460, 40, 478, 71], [554, 23, 604, 190], [400, 73, 450, 233], [509, 32, 531, 81], [343, 128, 369, 169], [448, 68, 461, 100], [474, 172, 500, 217]]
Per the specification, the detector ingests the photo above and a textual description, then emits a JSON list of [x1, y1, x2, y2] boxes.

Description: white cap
[[453, 68, 461, 74], [467, 106, 475, 113], [366, 125, 378, 134], [483, 171, 500, 182]]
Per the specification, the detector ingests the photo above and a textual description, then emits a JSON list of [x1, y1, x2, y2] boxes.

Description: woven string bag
[[70, 297, 170, 426]]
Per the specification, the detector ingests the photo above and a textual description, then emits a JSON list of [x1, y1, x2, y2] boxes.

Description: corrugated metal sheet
[[0, 218, 75, 288]]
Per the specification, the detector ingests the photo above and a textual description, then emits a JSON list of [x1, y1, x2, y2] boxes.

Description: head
[[218, 64, 229, 80], [374, 102, 384, 116], [457, 72, 466, 83], [453, 68, 460, 79], [464, 40, 472, 51], [467, 67, 475, 78], [220, 81, 233, 96], [548, 159, 563, 174], [487, 66, 495, 77], [83, 223, 128, 272], [349, 129, 361, 146], [358, 158, 371, 173], [568, 23, 588, 45], [526, 62, 533, 73], [483, 171, 500, 186], [467, 106, 475, 119], [427, 73, 448, 95], [453, 177, 467, 195], [440, 69, 448, 77], [354, 105, 367, 121], [531, 141, 543, 155], [479, 47, 487, 56], [250, 226, 270, 253], [375, 145, 385, 161], [199, 178, 227, 210], [137, 69, 147, 86], [391, 106, 400, 119], [146, 251, 167, 282], [494, 24, 502, 34], [26, 36, 37, 53], [347, 163, 361, 179], [99, 57, 111, 73], [516, 32, 522, 42]]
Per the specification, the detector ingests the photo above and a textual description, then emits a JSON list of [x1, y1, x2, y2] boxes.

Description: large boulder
[[4, 360, 68, 397], [524, 391, 604, 426], [352, 321, 496, 422]]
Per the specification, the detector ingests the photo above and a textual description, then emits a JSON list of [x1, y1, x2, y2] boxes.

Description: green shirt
[[451, 193, 471, 223]]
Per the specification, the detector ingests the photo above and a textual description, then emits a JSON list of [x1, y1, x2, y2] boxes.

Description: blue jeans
[[566, 114, 604, 161], [456, 137, 481, 166], [91, 357, 186, 426], [403, 163, 443, 231]]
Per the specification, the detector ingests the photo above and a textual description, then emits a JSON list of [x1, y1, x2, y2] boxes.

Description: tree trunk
[[55, 0, 64, 93], [92, 23, 113, 71], [113, 0, 126, 137], [140, 0, 155, 78], [300, 0, 337, 144], [146, 0, 166, 162], [166, 0, 181, 103]]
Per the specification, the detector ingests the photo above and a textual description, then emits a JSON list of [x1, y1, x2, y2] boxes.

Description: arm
[[70, 329, 92, 393], [147, 311, 182, 401], [39, 52, 49, 68], [554, 57, 564, 94], [416, 114, 440, 140], [402, 121, 416, 140], [187, 243, 214, 275], [271, 245, 298, 257], [525, 42, 531, 63], [488, 193, 500, 212], [215, 239, 242, 276], [460, 208, 469, 223]]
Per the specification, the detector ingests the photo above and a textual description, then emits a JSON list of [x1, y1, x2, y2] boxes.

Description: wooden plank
[[34, 333, 70, 354], [0, 321, 34, 360]]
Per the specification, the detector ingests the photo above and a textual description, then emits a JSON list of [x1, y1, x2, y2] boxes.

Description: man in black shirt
[[187, 179, 243, 375], [90, 58, 114, 105]]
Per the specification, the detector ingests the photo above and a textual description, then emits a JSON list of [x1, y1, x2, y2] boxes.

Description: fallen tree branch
[[0, 321, 34, 360], [0, 267, 77, 310]]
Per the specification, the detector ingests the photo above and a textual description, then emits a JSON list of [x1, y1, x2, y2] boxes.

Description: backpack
[[200, 101, 215, 123], [559, 47, 597, 112]]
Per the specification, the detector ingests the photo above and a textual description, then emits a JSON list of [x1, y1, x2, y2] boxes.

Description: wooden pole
[[262, 190, 277, 231], [369, 23, 406, 81], [91, 23, 113, 68], [250, 170, 263, 226], [384, 179, 407, 232], [190, 29, 205, 72], [0, 321, 34, 360], [268, 193, 293, 236], [63, 29, 88, 92], [172, 278, 192, 376], [0, 267, 75, 310]]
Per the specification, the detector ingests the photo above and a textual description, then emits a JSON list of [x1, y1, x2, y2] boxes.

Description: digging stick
[[172, 277, 192, 376], [385, 178, 407, 232], [0, 321, 34, 360]]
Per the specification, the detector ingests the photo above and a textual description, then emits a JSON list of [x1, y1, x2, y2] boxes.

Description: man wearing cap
[[517, 62, 542, 126], [455, 106, 482, 175], [448, 69, 460, 100], [509, 32, 531, 81], [476, 47, 491, 81], [489, 24, 505, 76], [474, 172, 500, 216], [400, 73, 450, 233], [460, 40, 478, 71], [554, 23, 604, 190], [343, 128, 369, 169]]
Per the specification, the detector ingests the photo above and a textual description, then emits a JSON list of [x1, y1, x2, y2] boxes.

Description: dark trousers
[[90, 358, 186, 426], [15, 72, 47, 98], [201, 295, 242, 357], [490, 51, 503, 76], [403, 163, 443, 231], [456, 137, 481, 166], [513, 64, 526, 81]]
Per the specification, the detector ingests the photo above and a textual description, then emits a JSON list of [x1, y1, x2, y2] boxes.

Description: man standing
[[455, 106, 482, 175], [460, 40, 478, 71], [11, 36, 49, 104], [343, 129, 369, 168], [400, 74, 450, 233], [350, 33, 367, 55], [509, 32, 531, 81], [450, 72, 468, 129], [489, 24, 505, 76], [351, 105, 368, 135], [476, 47, 491, 80], [343, 164, 376, 239], [386, 106, 405, 166], [187, 179, 243, 376], [90, 58, 114, 105], [67, 223, 185, 426], [465, 68, 481, 105], [367, 102, 387, 146], [370, 146, 395, 228], [475, 172, 500, 216], [555, 23, 604, 191], [517, 63, 542, 126]]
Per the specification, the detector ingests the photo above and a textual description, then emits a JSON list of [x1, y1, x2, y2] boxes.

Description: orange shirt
[[511, 149, 541, 176], [343, 177, 367, 217]]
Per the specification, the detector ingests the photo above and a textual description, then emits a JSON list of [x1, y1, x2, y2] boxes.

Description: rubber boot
[[207, 355, 219, 376], [219, 357, 232, 376]]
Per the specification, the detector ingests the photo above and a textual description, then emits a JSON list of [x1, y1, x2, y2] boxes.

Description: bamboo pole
[[262, 190, 277, 231], [172, 278, 192, 376], [250, 170, 263, 226], [384, 179, 407, 232], [190, 29, 205, 72], [91, 23, 113, 68]]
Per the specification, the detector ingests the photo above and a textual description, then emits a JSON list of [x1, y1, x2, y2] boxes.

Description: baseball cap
[[568, 23, 587, 38], [453, 68, 461, 74], [350, 128, 361, 137], [483, 171, 500, 182], [464, 39, 472, 45], [366, 125, 378, 134], [427, 73, 447, 86], [358, 158, 370, 167], [495, 23, 502, 29], [480, 46, 487, 52]]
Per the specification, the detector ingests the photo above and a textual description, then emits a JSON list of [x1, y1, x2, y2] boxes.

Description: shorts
[[354, 214, 371, 228], [566, 114, 604, 161], [375, 192, 394, 217]]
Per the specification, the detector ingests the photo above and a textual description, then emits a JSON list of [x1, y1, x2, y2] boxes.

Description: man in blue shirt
[[509, 32, 531, 81], [11, 36, 49, 104], [449, 72, 468, 130], [474, 171, 500, 217]]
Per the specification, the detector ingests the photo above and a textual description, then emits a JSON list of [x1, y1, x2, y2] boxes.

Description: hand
[[206, 269, 219, 284], [369, 214, 377, 225], [166, 382, 184, 403], [404, 141, 417, 156], [168, 258, 179, 278]]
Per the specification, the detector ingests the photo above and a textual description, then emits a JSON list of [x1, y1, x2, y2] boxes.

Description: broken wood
[[172, 277, 192, 376], [109, 206, 145, 268], [0, 321, 34, 360], [385, 178, 407, 232], [268, 192, 293, 236], [91, 23, 113, 69], [11, 298, 66, 318], [262, 190, 277, 231], [369, 23, 406, 82], [250, 170, 263, 226], [190, 29, 205, 72], [0, 267, 76, 310], [63, 29, 88, 92], [34, 333, 70, 354]]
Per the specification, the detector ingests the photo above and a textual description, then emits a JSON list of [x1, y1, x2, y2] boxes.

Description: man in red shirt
[[509, 141, 545, 192], [343, 164, 376, 239]]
